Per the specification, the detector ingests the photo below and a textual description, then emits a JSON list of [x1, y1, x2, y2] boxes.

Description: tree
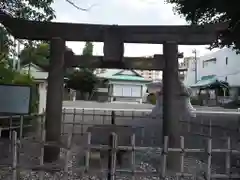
[[166, 0, 240, 51], [1, 1, 55, 21], [81, 42, 95, 72], [0, 27, 12, 58], [66, 42, 98, 99], [66, 42, 98, 98], [1, 0, 55, 61], [82, 42, 94, 56], [19, 43, 50, 69], [67, 68, 99, 99]]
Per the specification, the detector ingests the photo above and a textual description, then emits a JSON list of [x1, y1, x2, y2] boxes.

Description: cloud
[[53, 0, 185, 25], [53, 0, 218, 57]]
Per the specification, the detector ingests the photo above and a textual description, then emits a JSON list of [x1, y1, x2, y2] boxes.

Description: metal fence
[[0, 108, 240, 179]]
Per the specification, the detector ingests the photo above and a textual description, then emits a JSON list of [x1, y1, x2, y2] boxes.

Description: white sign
[[0, 84, 31, 115]]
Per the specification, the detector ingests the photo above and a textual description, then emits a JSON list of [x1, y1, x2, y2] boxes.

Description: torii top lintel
[[0, 12, 227, 45]]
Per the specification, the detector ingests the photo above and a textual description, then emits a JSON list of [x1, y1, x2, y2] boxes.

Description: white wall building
[[97, 69, 151, 103], [21, 63, 48, 114], [21, 63, 75, 114], [184, 48, 240, 97]]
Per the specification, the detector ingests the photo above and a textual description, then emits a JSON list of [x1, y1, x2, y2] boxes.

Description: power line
[[65, 0, 97, 11]]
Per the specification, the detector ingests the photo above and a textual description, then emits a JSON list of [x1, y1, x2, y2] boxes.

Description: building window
[[226, 57, 228, 65], [202, 58, 217, 68]]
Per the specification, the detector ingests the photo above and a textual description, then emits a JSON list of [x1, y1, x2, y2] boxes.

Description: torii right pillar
[[162, 41, 181, 171]]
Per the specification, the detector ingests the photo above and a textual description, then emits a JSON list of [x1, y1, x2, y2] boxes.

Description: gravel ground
[[0, 155, 215, 180], [0, 136, 218, 180]]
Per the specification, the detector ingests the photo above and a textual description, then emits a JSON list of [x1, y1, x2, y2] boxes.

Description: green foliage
[[147, 93, 157, 105], [67, 42, 98, 94], [66, 41, 97, 94], [0, 59, 16, 83], [67, 69, 99, 94], [81, 42, 94, 72], [1, 0, 55, 60], [1, 0, 55, 22], [19, 43, 50, 69], [0, 27, 13, 57], [82, 42, 94, 56], [166, 0, 240, 51]]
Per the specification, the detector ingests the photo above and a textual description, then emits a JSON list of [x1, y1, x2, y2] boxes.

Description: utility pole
[[192, 49, 197, 83], [17, 40, 21, 71]]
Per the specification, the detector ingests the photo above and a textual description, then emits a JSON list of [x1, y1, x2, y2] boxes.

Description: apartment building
[[95, 68, 106, 74], [136, 70, 161, 81], [184, 48, 240, 98]]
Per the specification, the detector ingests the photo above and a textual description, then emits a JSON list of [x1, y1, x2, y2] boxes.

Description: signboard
[[0, 84, 31, 115]]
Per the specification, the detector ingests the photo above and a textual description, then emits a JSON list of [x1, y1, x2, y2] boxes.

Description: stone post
[[162, 41, 180, 171], [44, 37, 65, 162], [103, 27, 124, 69]]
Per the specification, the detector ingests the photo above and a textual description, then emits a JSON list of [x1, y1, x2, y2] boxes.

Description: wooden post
[[162, 41, 180, 171], [44, 37, 65, 162]]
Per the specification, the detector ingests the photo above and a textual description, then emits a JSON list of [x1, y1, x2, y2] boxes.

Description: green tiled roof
[[191, 75, 217, 88], [97, 69, 151, 82], [191, 75, 228, 89], [108, 75, 148, 81]]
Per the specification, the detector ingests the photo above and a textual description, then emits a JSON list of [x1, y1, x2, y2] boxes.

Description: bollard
[[111, 111, 115, 125], [238, 108, 240, 133]]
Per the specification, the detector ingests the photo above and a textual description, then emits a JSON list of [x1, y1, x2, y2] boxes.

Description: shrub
[[190, 97, 201, 105], [147, 93, 157, 105]]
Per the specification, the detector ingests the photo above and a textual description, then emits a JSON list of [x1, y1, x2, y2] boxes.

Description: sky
[[52, 0, 219, 58]]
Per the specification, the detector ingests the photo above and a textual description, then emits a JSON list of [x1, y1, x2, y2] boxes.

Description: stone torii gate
[[0, 11, 226, 170]]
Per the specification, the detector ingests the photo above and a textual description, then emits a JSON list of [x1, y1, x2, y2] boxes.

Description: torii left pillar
[[162, 41, 181, 171], [44, 37, 65, 162]]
